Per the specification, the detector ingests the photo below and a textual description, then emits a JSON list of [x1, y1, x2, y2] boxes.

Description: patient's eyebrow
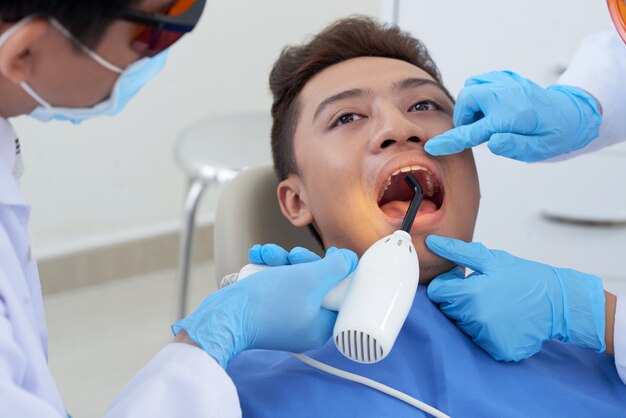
[[313, 88, 373, 121]]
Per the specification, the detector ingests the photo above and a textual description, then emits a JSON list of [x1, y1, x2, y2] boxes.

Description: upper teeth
[[378, 165, 439, 202]]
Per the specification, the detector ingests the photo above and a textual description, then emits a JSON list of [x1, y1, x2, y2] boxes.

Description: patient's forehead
[[299, 56, 440, 116]]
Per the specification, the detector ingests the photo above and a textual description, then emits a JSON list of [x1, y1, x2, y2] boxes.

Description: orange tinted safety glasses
[[608, 0, 626, 44], [121, 0, 206, 57]]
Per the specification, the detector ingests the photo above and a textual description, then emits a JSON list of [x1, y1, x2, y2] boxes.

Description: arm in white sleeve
[[614, 296, 626, 385], [556, 30, 626, 160], [0, 292, 66, 418], [0, 301, 66, 417], [105, 343, 241, 418]]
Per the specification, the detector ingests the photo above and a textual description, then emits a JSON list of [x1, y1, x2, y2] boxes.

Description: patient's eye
[[410, 101, 440, 112], [333, 113, 363, 127]]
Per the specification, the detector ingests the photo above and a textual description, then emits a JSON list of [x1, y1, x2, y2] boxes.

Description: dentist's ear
[[0, 19, 49, 84], [277, 175, 314, 227]]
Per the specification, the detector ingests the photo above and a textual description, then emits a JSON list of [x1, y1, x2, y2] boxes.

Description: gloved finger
[[453, 85, 489, 127], [427, 267, 466, 303], [454, 72, 522, 125], [287, 246, 321, 264], [487, 133, 544, 163], [426, 235, 494, 272], [247, 243, 290, 266], [424, 119, 493, 156], [247, 244, 264, 264], [325, 246, 338, 255]]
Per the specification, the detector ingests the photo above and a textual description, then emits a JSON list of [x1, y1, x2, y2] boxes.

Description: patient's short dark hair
[[269, 15, 449, 181]]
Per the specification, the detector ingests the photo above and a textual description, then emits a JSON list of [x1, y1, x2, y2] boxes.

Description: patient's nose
[[370, 130, 425, 154], [378, 136, 421, 149], [369, 110, 427, 153]]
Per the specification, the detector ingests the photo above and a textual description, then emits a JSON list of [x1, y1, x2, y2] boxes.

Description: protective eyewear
[[607, 0, 626, 45], [121, 0, 206, 57]]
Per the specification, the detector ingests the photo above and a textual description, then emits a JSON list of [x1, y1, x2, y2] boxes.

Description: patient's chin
[[418, 257, 457, 285]]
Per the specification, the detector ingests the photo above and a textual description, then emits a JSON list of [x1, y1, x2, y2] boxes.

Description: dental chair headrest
[[214, 165, 323, 286]]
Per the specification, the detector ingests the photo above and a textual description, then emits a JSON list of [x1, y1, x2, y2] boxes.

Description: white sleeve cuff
[[553, 30, 626, 160], [105, 343, 241, 418]]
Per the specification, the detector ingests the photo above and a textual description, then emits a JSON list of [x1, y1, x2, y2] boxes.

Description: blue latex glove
[[424, 71, 602, 162], [248, 243, 321, 266], [425, 235, 606, 361], [172, 248, 357, 368]]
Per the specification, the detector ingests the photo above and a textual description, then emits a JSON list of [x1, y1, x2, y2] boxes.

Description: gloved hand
[[425, 235, 606, 361], [424, 70, 602, 162], [172, 247, 357, 368], [248, 243, 321, 265]]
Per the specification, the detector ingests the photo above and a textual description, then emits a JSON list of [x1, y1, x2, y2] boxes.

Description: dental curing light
[[228, 173, 423, 363]]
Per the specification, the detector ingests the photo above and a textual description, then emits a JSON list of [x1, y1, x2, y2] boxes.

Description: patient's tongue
[[380, 199, 437, 218]]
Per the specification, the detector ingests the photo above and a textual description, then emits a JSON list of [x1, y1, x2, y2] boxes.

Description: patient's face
[[278, 57, 480, 283]]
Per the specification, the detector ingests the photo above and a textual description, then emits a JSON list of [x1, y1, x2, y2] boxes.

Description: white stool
[[173, 112, 272, 320]]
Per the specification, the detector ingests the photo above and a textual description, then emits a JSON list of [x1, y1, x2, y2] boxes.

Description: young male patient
[[227, 17, 626, 416]]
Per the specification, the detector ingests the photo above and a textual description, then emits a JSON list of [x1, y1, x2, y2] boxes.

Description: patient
[[227, 17, 626, 416], [270, 19, 478, 284]]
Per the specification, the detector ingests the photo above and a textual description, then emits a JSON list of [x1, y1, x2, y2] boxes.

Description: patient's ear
[[277, 175, 313, 227], [0, 19, 49, 84]]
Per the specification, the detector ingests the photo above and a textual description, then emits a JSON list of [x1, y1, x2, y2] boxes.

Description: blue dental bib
[[227, 286, 626, 417]]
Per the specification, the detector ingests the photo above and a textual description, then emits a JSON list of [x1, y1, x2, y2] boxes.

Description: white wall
[[12, 0, 380, 257], [383, 0, 615, 94]]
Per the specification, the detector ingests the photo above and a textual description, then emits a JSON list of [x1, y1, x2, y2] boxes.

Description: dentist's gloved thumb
[[426, 235, 494, 272]]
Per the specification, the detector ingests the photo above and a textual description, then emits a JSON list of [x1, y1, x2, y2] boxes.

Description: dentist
[[423, 0, 626, 384], [0, 1, 357, 416]]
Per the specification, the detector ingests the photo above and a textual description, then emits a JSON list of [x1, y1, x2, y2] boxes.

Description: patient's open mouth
[[377, 165, 444, 218]]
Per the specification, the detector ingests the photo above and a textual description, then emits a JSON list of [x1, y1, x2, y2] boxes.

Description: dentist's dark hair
[[269, 15, 450, 181], [0, 0, 140, 48]]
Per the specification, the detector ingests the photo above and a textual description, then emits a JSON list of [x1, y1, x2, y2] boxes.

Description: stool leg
[[174, 178, 207, 321]]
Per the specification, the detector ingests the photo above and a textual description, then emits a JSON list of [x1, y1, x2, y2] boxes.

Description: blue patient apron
[[227, 286, 626, 417]]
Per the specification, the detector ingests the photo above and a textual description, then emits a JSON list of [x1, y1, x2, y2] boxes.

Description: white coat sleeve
[[104, 343, 241, 418], [614, 296, 626, 385], [555, 30, 626, 160], [0, 299, 66, 417]]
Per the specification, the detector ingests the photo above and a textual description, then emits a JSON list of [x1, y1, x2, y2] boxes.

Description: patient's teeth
[[379, 164, 442, 204]]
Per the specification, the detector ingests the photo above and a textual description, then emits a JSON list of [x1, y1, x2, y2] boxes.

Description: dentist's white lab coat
[[0, 117, 240, 417]]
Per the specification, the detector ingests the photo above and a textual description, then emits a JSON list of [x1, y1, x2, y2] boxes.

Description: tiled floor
[[43, 262, 217, 418]]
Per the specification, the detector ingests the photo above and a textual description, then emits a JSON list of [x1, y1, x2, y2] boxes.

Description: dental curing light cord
[[401, 173, 424, 233], [291, 353, 450, 418]]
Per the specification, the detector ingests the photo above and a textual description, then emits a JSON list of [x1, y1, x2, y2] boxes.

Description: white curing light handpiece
[[224, 173, 423, 364]]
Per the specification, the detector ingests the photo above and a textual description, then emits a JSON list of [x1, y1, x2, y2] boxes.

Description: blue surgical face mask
[[0, 16, 168, 125]]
